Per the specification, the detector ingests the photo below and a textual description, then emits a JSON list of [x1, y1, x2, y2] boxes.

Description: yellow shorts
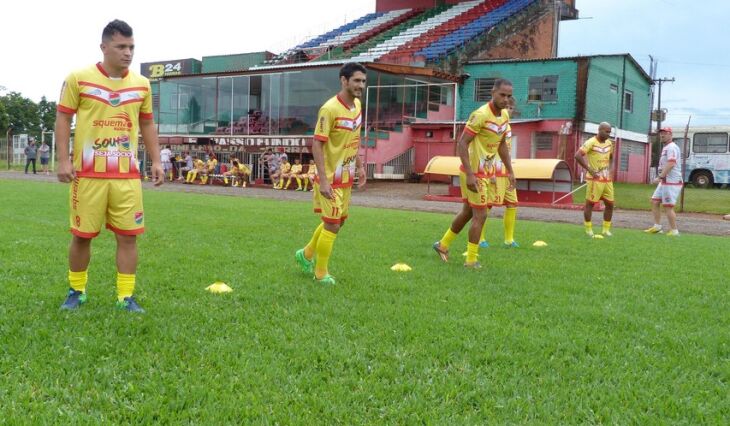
[[312, 182, 352, 224], [69, 177, 144, 238], [459, 172, 488, 209], [488, 176, 518, 207], [585, 180, 614, 205]]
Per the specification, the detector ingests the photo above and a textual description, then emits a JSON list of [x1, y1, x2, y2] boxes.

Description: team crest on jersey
[[109, 92, 120, 106], [134, 211, 144, 224]]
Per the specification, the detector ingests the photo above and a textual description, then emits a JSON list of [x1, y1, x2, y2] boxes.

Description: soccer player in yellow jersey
[[237, 162, 251, 187], [200, 154, 218, 185], [574, 122, 615, 237], [274, 158, 291, 189], [56, 20, 163, 312], [433, 79, 515, 268], [295, 63, 367, 285], [480, 98, 519, 248], [302, 159, 317, 191], [186, 158, 205, 183], [284, 158, 303, 190]]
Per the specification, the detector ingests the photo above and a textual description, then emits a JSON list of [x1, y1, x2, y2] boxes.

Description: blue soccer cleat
[[479, 240, 490, 248], [503, 241, 519, 248], [60, 289, 87, 310], [116, 296, 145, 313]]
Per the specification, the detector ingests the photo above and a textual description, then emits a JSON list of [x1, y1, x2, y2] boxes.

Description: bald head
[[597, 122, 612, 141]]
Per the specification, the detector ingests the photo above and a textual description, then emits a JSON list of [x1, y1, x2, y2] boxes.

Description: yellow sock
[[304, 223, 324, 260], [314, 229, 337, 279], [224, 177, 229, 184], [439, 228, 458, 250], [116, 273, 136, 302], [584, 221, 593, 232], [285, 178, 292, 189], [296, 177, 302, 189], [201, 175, 208, 184], [186, 171, 193, 182], [480, 209, 490, 242], [466, 242, 479, 264], [68, 270, 88, 293], [504, 207, 517, 244], [303, 180, 309, 190], [602, 220, 611, 233]]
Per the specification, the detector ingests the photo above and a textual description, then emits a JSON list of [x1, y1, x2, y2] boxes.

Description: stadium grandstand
[[145, 1, 666, 187]]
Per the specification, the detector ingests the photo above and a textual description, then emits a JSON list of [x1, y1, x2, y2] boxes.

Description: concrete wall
[[473, 12, 555, 60]]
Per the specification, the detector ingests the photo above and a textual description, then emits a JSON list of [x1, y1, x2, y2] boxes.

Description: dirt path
[[4, 172, 729, 237]]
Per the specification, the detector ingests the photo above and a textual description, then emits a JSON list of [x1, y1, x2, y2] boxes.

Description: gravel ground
[[4, 171, 729, 237]]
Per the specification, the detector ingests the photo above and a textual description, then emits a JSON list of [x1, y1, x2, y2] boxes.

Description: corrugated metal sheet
[[202, 52, 275, 73]]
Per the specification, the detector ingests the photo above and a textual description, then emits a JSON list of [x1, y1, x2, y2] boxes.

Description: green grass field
[[1, 180, 728, 423], [573, 182, 730, 214]]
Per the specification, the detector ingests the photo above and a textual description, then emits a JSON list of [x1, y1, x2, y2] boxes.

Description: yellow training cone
[[206, 281, 233, 293], [390, 263, 412, 272], [532, 240, 548, 247], [592, 234, 604, 240]]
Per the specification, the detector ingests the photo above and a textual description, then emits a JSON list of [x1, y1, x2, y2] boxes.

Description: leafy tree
[[38, 96, 57, 133], [0, 92, 40, 138]]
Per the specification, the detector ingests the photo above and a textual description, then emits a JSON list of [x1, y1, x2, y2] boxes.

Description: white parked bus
[[674, 126, 730, 188]]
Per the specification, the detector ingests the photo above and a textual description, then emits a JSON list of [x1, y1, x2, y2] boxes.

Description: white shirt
[[160, 148, 173, 163]]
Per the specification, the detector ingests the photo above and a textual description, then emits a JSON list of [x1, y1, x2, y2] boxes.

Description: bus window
[[673, 137, 689, 158], [693, 133, 728, 154]]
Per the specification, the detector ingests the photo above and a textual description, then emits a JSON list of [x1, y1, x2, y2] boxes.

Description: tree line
[[0, 88, 57, 140]]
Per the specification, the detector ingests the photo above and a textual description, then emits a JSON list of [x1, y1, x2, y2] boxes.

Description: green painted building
[[459, 54, 653, 183]]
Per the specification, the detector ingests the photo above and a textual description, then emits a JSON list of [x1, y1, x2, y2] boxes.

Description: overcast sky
[[1, 0, 728, 127]]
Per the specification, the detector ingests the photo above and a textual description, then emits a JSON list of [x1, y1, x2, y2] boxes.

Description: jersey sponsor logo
[[93, 135, 131, 151], [92, 112, 133, 132], [318, 116, 326, 133]]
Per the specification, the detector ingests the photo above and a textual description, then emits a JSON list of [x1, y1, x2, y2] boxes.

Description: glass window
[[620, 141, 643, 171], [528, 75, 558, 102], [474, 78, 495, 102], [693, 132, 729, 153], [623, 90, 633, 113], [535, 133, 553, 151]]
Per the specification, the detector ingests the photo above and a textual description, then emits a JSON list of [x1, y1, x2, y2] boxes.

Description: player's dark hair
[[102, 20, 133, 42], [492, 78, 513, 90], [340, 62, 367, 80]]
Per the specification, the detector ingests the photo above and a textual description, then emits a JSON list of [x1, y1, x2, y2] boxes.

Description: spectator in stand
[[185, 157, 205, 184], [38, 140, 51, 175], [160, 145, 173, 181], [273, 155, 291, 189], [258, 148, 276, 184], [24, 138, 37, 174], [179, 151, 193, 181], [283, 158, 303, 190]]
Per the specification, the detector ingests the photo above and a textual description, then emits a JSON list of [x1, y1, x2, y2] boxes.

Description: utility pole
[[654, 77, 675, 133], [651, 77, 675, 176]]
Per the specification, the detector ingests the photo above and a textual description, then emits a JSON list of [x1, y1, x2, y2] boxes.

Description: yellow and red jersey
[[57, 63, 153, 179], [313, 94, 361, 188], [491, 123, 513, 177], [579, 136, 614, 181], [289, 163, 303, 174], [462, 101, 509, 178]]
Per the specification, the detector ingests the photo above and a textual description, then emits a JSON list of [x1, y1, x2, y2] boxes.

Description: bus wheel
[[692, 171, 713, 188]]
